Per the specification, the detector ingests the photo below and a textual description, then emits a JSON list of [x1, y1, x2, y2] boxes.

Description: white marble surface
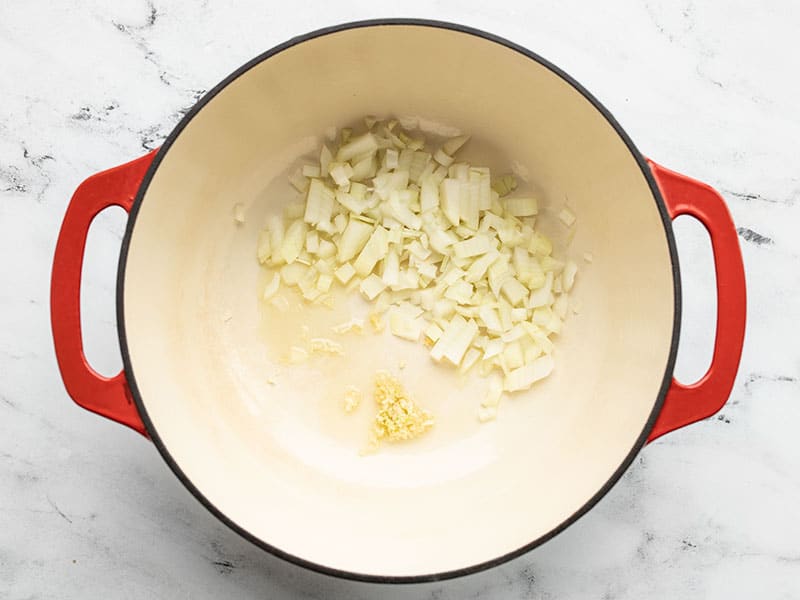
[[1, 1, 798, 598]]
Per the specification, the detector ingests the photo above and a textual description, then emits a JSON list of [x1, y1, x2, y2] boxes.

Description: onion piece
[[280, 220, 307, 264], [336, 132, 378, 162], [262, 273, 280, 300], [503, 197, 538, 217], [360, 274, 387, 300], [303, 164, 321, 178], [452, 235, 493, 258], [319, 145, 333, 175], [389, 310, 422, 342], [430, 315, 478, 365], [303, 179, 334, 226], [353, 226, 389, 276], [433, 148, 455, 167], [562, 260, 578, 292], [329, 162, 354, 187], [559, 207, 576, 227], [336, 219, 373, 263], [460, 347, 482, 374], [439, 179, 462, 227], [257, 231, 271, 264], [442, 135, 469, 155], [504, 355, 554, 392], [491, 174, 517, 197], [334, 262, 356, 284]]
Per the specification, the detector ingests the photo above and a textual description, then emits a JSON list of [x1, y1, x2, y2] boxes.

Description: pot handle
[[50, 152, 156, 437], [646, 160, 746, 442]]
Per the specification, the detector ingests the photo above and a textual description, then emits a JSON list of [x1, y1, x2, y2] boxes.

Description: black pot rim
[[116, 18, 682, 584]]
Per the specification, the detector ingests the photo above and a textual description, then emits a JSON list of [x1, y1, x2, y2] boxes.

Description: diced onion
[[430, 315, 478, 365], [453, 235, 493, 258], [303, 164, 321, 178], [491, 174, 517, 197], [262, 273, 280, 300], [460, 347, 482, 374], [389, 310, 422, 341], [424, 322, 443, 342], [256, 231, 271, 264], [354, 226, 389, 276], [433, 148, 455, 167], [337, 133, 379, 162], [442, 135, 470, 156], [562, 260, 578, 292], [503, 197, 538, 217], [303, 179, 334, 226], [504, 355, 554, 392], [280, 219, 307, 264], [256, 117, 578, 409], [360, 274, 387, 300], [559, 207, 576, 227], [233, 203, 246, 224], [337, 219, 373, 262]]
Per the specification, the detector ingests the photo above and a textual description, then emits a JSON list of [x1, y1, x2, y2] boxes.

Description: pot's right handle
[[645, 160, 746, 442], [51, 152, 156, 437]]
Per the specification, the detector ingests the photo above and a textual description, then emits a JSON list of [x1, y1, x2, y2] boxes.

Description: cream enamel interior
[[122, 25, 675, 577]]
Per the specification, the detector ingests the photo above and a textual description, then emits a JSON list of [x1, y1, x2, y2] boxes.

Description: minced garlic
[[309, 337, 344, 355], [372, 371, 434, 442]]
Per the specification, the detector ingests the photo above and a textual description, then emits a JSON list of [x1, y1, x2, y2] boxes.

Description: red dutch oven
[[51, 20, 746, 582]]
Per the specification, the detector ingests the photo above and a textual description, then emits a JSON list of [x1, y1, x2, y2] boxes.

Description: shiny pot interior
[[121, 22, 676, 579]]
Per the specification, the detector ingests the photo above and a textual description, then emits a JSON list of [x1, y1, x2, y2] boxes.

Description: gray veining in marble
[[1, 1, 798, 598]]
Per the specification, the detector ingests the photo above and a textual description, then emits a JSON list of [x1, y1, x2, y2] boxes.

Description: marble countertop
[[1, 1, 798, 598]]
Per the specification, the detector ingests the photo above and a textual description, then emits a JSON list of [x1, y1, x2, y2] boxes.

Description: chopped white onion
[[430, 315, 478, 365], [504, 355, 554, 392], [233, 203, 246, 224], [262, 273, 280, 300], [389, 310, 422, 342], [562, 260, 578, 292], [303, 164, 321, 178], [359, 274, 387, 300], [558, 207, 576, 227], [460, 347, 482, 374], [336, 132, 379, 162], [256, 117, 577, 404], [433, 148, 455, 167], [280, 219, 307, 264], [503, 197, 538, 217], [442, 135, 470, 156], [354, 226, 389, 276], [303, 179, 334, 226], [256, 231, 271, 264], [336, 219, 373, 263], [453, 235, 493, 258]]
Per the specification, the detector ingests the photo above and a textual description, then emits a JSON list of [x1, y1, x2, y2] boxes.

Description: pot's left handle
[[51, 152, 156, 437]]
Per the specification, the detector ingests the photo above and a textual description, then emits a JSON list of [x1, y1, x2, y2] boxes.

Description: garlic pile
[[257, 117, 576, 395]]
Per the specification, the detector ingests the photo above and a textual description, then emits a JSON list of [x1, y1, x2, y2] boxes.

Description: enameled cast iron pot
[[51, 20, 746, 582]]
